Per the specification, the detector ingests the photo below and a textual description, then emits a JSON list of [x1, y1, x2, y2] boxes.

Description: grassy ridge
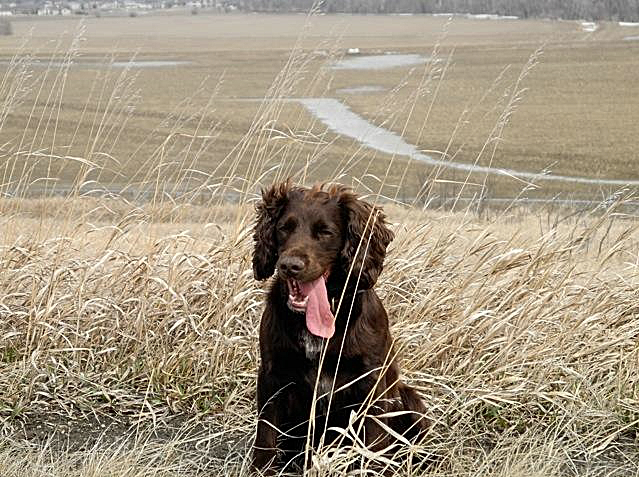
[[1, 199, 638, 475]]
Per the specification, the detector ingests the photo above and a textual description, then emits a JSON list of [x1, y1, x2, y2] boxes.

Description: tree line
[[231, 0, 639, 21]]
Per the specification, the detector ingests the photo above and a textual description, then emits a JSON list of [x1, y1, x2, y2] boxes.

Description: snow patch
[[336, 85, 385, 94], [332, 54, 428, 70], [431, 12, 517, 20], [468, 13, 518, 20], [298, 97, 639, 187]]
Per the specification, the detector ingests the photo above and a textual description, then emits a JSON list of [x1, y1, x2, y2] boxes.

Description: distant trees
[[231, 0, 639, 21], [3, 0, 637, 20]]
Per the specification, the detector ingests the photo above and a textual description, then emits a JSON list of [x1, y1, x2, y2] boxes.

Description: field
[[0, 10, 638, 477], [1, 12, 639, 199]]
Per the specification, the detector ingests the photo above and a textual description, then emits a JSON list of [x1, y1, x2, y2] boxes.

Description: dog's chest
[[300, 330, 334, 405], [301, 331, 325, 360]]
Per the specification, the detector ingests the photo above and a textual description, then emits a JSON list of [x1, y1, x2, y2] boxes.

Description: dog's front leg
[[253, 367, 279, 474], [358, 377, 393, 452], [363, 409, 390, 451]]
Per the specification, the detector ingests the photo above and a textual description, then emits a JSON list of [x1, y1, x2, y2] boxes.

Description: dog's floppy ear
[[252, 181, 291, 280], [336, 188, 394, 290]]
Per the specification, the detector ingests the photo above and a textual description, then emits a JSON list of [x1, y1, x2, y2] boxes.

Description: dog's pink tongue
[[299, 275, 335, 339]]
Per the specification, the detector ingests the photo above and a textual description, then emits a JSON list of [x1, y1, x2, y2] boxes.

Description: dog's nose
[[279, 256, 305, 277]]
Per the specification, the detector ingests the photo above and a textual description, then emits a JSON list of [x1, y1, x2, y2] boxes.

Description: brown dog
[[251, 181, 427, 473]]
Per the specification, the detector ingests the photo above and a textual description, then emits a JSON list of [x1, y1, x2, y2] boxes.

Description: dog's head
[[252, 181, 394, 292]]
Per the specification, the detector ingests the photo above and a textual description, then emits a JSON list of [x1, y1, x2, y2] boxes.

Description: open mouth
[[285, 270, 335, 339], [286, 270, 329, 313], [287, 278, 309, 313]]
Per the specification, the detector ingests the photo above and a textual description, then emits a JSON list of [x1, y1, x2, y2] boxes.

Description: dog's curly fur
[[252, 181, 427, 473]]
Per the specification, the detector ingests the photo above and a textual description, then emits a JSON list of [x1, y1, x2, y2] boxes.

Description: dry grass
[[1, 198, 638, 476], [1, 10, 638, 477]]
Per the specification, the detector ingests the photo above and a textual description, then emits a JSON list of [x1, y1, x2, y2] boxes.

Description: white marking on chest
[[301, 331, 335, 411], [302, 331, 325, 359]]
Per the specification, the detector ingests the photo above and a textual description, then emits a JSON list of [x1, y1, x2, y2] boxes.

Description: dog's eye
[[277, 219, 296, 233], [314, 225, 334, 238]]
